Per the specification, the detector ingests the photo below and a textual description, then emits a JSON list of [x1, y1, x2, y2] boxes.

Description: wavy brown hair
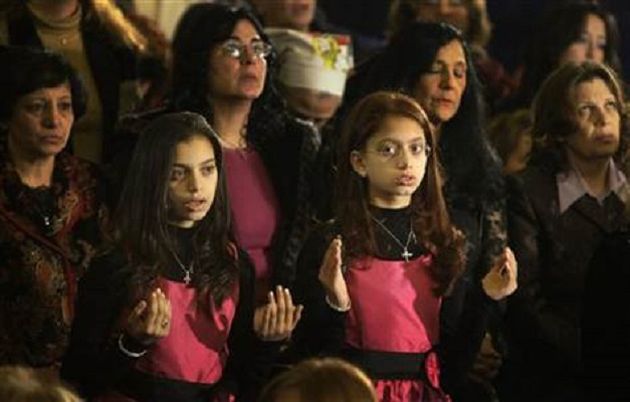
[[115, 112, 238, 304], [335, 91, 465, 296], [531, 60, 629, 173]]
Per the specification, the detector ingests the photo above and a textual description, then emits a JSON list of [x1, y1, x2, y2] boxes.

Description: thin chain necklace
[[219, 123, 248, 150], [370, 215, 417, 262], [220, 134, 247, 150], [169, 249, 194, 285]]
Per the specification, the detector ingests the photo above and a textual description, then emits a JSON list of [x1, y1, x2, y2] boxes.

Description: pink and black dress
[[61, 227, 278, 402], [294, 206, 450, 402]]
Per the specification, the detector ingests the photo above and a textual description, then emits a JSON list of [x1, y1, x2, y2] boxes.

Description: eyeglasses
[[365, 141, 432, 161], [220, 38, 272, 61]]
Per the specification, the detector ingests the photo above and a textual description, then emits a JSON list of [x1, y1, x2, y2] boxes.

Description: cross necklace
[[170, 249, 194, 285], [370, 216, 417, 262]]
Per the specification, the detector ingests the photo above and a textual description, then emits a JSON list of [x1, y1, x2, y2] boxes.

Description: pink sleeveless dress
[[95, 277, 239, 402], [134, 278, 238, 383], [345, 254, 450, 402]]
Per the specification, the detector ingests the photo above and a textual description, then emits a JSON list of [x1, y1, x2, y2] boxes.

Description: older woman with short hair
[[505, 61, 629, 401], [0, 46, 109, 374]]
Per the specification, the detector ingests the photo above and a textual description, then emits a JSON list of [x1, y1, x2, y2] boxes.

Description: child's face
[[167, 135, 218, 228], [351, 115, 430, 209]]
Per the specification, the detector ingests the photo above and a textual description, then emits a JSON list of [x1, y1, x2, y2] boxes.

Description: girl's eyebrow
[[172, 158, 215, 168], [25, 95, 72, 101], [376, 135, 425, 143]]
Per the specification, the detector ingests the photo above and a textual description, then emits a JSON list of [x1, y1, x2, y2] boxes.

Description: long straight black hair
[[116, 112, 238, 303]]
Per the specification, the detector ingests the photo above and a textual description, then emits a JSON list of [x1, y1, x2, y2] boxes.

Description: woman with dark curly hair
[[294, 91, 466, 401], [61, 112, 301, 402], [0, 46, 109, 376], [168, 3, 316, 302], [329, 21, 517, 400]]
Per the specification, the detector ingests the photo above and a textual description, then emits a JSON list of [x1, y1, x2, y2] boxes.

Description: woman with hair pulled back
[[61, 112, 301, 402], [294, 91, 466, 401]]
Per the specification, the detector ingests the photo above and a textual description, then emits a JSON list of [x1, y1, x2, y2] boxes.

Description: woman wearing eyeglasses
[[167, 3, 317, 305]]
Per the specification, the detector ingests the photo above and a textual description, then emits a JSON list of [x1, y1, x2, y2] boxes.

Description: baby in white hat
[[267, 28, 353, 129]]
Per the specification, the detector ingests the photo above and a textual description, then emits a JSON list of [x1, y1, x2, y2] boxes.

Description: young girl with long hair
[[61, 112, 301, 402], [294, 91, 466, 401], [335, 24, 517, 400]]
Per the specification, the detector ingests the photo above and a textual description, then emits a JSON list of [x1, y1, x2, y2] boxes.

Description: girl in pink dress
[[294, 92, 466, 402], [61, 112, 302, 402]]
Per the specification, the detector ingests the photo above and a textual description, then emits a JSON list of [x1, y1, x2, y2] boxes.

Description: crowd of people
[[0, 0, 628, 401]]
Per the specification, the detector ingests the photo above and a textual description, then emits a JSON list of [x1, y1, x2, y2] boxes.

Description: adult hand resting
[[482, 247, 518, 300], [125, 288, 172, 346], [318, 236, 350, 310], [254, 286, 303, 341]]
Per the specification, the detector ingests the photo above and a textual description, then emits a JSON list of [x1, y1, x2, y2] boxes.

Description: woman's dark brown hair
[[511, 0, 622, 110], [532, 60, 629, 172], [336, 91, 465, 296]]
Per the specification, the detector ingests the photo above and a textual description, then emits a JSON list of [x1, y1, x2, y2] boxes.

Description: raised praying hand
[[124, 288, 172, 346], [318, 236, 350, 311], [254, 286, 303, 341]]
